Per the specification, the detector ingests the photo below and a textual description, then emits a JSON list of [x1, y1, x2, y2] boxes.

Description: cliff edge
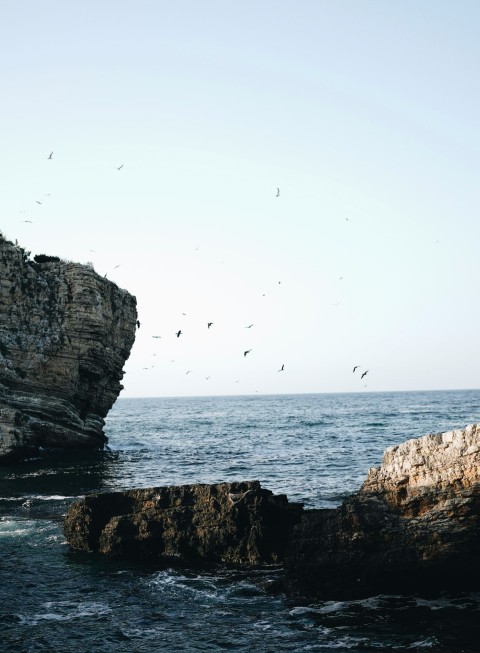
[[0, 235, 137, 462]]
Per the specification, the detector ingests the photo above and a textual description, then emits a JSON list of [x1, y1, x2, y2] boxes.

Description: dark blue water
[[1, 390, 480, 652]]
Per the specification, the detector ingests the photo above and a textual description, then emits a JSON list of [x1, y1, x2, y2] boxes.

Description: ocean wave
[[17, 601, 111, 626]]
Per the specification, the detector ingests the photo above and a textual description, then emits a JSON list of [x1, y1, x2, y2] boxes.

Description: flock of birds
[[19, 150, 372, 392]]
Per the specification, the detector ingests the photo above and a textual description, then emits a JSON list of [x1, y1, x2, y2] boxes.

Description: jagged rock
[[64, 481, 304, 565], [284, 424, 480, 600], [0, 235, 137, 462]]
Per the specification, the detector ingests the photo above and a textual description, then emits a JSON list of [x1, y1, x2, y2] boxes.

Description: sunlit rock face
[[284, 424, 480, 600], [0, 235, 137, 462]]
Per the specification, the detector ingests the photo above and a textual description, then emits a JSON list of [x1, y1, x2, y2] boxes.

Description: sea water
[[1, 390, 479, 652]]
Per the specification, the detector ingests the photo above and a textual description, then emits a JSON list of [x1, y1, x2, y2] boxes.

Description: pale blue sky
[[2, 1, 479, 396]]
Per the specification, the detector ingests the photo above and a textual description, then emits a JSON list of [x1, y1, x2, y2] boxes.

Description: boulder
[[284, 424, 480, 600], [64, 481, 304, 565], [0, 235, 137, 462]]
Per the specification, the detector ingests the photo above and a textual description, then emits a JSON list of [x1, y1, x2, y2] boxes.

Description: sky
[[1, 1, 480, 397]]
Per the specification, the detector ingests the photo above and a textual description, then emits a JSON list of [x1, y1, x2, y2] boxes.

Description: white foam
[[18, 601, 111, 626]]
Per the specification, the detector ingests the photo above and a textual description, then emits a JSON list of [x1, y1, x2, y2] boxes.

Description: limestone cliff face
[[0, 235, 137, 462]]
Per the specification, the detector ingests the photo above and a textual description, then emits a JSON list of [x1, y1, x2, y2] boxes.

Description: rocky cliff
[[284, 424, 480, 600], [0, 234, 137, 462]]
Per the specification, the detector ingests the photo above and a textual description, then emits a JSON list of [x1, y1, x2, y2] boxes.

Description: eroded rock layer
[[0, 236, 137, 462], [64, 481, 304, 565]]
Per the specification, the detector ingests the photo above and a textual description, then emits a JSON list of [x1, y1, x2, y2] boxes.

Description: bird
[[152, 336, 161, 339], [245, 324, 254, 329], [205, 376, 211, 380], [117, 164, 124, 170], [278, 364, 284, 372], [207, 322, 213, 329], [36, 201, 42, 205], [345, 217, 350, 222], [136, 320, 141, 328], [176, 330, 182, 338], [276, 188, 280, 197], [113, 265, 120, 269], [353, 365, 361, 373], [361, 370, 369, 379], [186, 370, 192, 375], [47, 151, 53, 160], [23, 220, 33, 223], [228, 489, 252, 505], [244, 349, 252, 357]]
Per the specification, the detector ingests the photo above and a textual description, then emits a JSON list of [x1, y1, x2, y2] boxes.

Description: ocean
[[1, 390, 479, 652]]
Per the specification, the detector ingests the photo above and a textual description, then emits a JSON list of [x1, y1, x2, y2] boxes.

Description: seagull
[[152, 336, 162, 339], [205, 376, 211, 380], [36, 201, 42, 205], [176, 330, 182, 338], [244, 349, 252, 357], [345, 217, 350, 222], [23, 220, 33, 223], [353, 365, 361, 373], [245, 324, 254, 329], [361, 370, 369, 379], [276, 188, 280, 197], [186, 370, 192, 375], [278, 364, 284, 372], [48, 151, 53, 160], [117, 164, 124, 170], [228, 489, 252, 505], [113, 265, 120, 269], [207, 322, 213, 329]]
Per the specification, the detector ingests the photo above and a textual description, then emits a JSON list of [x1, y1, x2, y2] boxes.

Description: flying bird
[[152, 336, 161, 339], [186, 370, 192, 375], [353, 365, 361, 373], [176, 330, 182, 338], [244, 349, 252, 357], [113, 265, 120, 269], [23, 220, 33, 223], [36, 201, 42, 205], [278, 364, 284, 372], [245, 324, 254, 329], [205, 376, 211, 380], [361, 370, 369, 379], [276, 188, 280, 197], [117, 164, 124, 170], [47, 151, 53, 160], [207, 322, 213, 329]]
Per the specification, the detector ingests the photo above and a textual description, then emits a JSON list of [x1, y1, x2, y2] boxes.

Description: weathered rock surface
[[284, 424, 480, 600], [0, 235, 137, 462], [64, 481, 304, 565]]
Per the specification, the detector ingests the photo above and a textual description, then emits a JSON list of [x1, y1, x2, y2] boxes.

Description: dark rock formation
[[64, 481, 304, 565], [284, 424, 480, 600], [0, 235, 137, 462]]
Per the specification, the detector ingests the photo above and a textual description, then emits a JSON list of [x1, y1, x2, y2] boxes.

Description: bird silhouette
[[114, 265, 120, 269], [276, 188, 280, 197], [278, 364, 284, 372], [207, 322, 213, 329], [244, 349, 252, 357], [152, 335, 161, 339], [23, 220, 33, 223], [361, 370, 369, 379], [117, 164, 124, 170], [176, 330, 182, 338], [48, 151, 53, 160], [205, 376, 211, 380], [186, 370, 192, 375], [353, 365, 361, 373], [36, 201, 42, 205], [245, 324, 254, 329]]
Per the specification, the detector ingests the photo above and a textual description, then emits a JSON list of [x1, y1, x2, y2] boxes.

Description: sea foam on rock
[[0, 235, 137, 462]]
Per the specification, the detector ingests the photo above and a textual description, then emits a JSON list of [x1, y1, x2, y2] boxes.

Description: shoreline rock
[[64, 481, 304, 565], [63, 422, 480, 600], [284, 423, 480, 600], [0, 235, 137, 462]]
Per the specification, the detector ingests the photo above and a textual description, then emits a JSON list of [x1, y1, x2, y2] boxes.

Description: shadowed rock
[[64, 481, 304, 565], [0, 235, 137, 462]]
